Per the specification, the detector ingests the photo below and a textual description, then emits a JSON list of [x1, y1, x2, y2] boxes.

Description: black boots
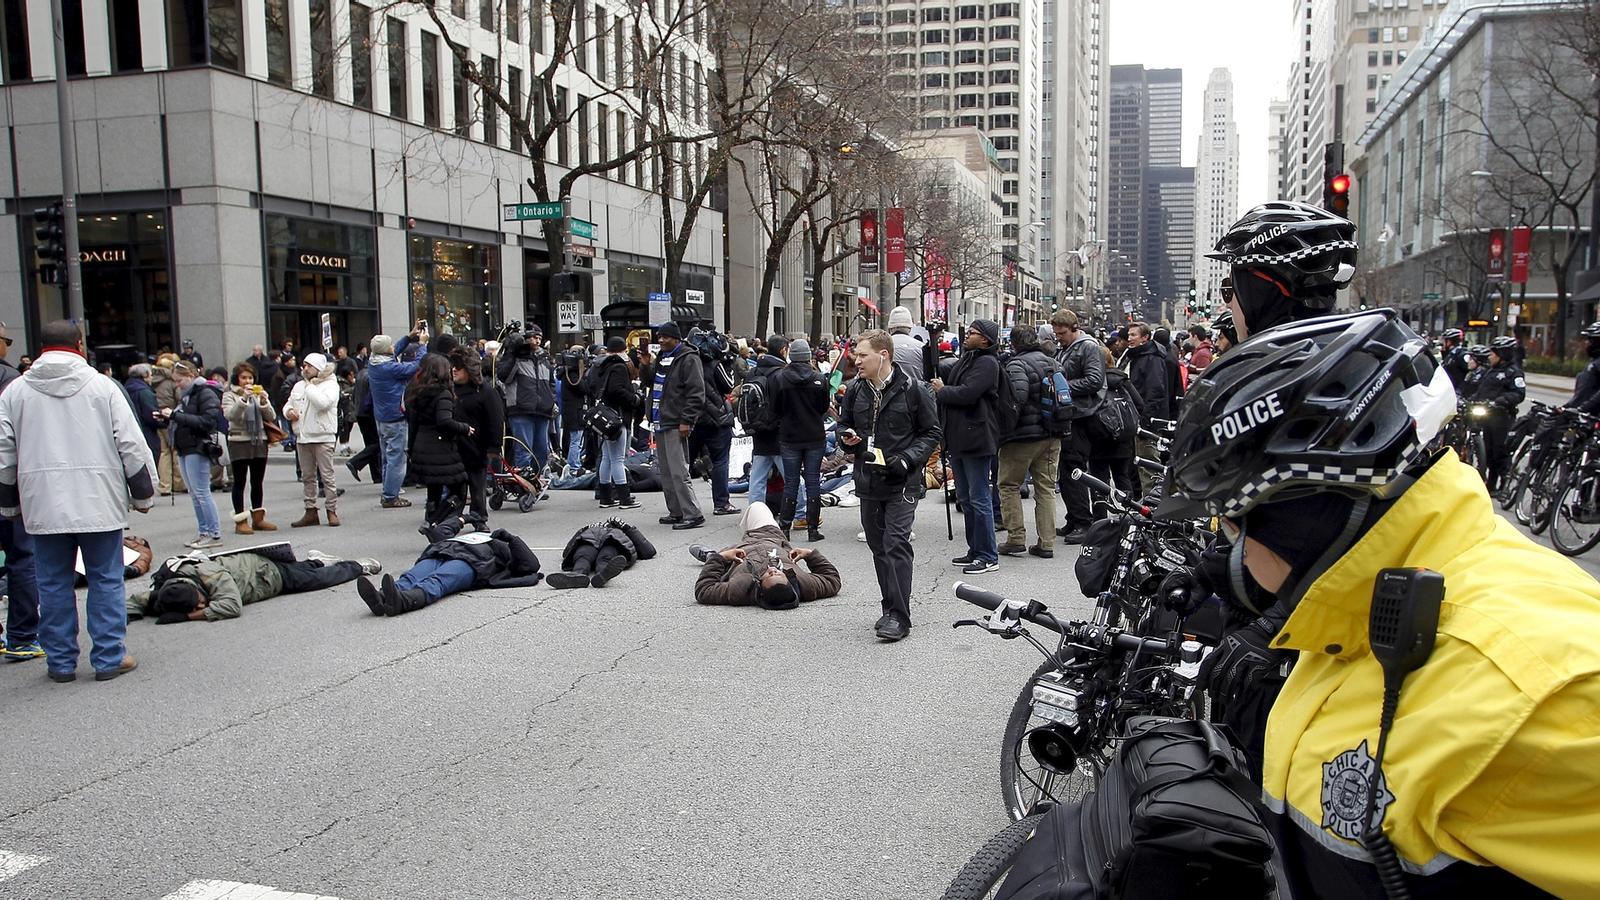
[[370, 573, 432, 615], [780, 498, 797, 537], [592, 555, 628, 587], [546, 572, 592, 589], [806, 497, 824, 542], [614, 483, 641, 510], [598, 483, 617, 508]]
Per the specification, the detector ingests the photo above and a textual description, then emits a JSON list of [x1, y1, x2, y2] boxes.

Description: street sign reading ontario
[[504, 201, 566, 221]]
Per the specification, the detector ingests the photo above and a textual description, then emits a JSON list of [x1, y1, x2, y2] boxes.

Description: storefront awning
[[1571, 279, 1600, 306]]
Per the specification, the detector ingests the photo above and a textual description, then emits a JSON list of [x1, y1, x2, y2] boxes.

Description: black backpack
[[735, 368, 780, 433], [1086, 376, 1139, 445]]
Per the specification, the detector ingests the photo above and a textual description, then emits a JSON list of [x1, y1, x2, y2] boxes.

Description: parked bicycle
[[1548, 412, 1600, 556]]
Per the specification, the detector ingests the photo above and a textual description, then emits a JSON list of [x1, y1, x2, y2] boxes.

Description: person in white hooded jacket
[[284, 352, 342, 527], [0, 320, 155, 682]]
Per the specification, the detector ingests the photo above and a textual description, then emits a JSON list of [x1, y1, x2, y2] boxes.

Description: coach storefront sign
[[297, 252, 350, 271], [80, 248, 129, 264]]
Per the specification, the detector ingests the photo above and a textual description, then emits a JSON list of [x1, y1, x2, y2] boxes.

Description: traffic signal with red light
[[1327, 173, 1351, 217]]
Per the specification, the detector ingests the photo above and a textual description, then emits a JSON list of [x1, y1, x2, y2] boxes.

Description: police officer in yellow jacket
[[1158, 310, 1600, 898]]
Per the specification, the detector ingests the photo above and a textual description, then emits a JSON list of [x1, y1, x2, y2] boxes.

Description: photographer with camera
[[162, 360, 226, 549], [496, 325, 557, 471]]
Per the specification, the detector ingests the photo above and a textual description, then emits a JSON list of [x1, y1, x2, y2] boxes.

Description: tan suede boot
[[251, 509, 278, 531], [290, 508, 320, 528], [233, 511, 253, 535]]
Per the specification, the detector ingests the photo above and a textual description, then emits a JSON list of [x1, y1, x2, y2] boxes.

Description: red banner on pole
[[1486, 228, 1507, 280], [859, 211, 879, 275], [885, 207, 905, 274], [1510, 226, 1532, 284]]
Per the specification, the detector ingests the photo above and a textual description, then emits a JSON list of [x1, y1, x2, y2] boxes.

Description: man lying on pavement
[[358, 514, 543, 616], [689, 502, 841, 609], [129, 543, 380, 623]]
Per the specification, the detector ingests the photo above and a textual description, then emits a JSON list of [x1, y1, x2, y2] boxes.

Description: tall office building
[[1039, 0, 1108, 313], [1107, 64, 1192, 323], [1279, 0, 1434, 206], [1192, 68, 1239, 309], [854, 0, 1049, 321], [1267, 98, 1291, 202]]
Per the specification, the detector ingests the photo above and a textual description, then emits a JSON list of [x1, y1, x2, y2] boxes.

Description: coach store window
[[409, 236, 501, 342], [265, 214, 378, 353], [24, 210, 174, 355]]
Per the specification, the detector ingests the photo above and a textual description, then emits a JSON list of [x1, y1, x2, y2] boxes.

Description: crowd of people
[[5, 196, 1600, 896]]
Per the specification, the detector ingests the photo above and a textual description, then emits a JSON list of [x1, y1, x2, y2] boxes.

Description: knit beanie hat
[[789, 339, 813, 363]]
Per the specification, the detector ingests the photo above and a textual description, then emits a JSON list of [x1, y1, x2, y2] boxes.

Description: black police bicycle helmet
[[1207, 202, 1358, 298], [1158, 309, 1441, 520], [1442, 328, 1464, 341], [1582, 321, 1600, 339], [1469, 344, 1491, 361], [1489, 335, 1518, 355], [1212, 309, 1238, 345]]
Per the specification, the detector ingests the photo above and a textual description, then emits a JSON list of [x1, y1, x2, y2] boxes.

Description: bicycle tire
[[941, 814, 1045, 900], [1468, 433, 1489, 481], [1500, 441, 1537, 510], [1529, 457, 1570, 536], [1550, 468, 1600, 556]]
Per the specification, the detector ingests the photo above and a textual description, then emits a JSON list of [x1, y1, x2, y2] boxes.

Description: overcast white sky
[[1108, 0, 1297, 209]]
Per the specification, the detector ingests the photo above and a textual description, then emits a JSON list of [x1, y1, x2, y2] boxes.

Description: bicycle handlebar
[[952, 582, 1173, 655], [1070, 468, 1116, 496], [1134, 456, 1165, 474], [953, 581, 1065, 634]]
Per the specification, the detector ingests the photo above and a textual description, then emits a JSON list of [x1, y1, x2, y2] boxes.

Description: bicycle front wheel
[[1550, 468, 1600, 556], [941, 814, 1045, 900]]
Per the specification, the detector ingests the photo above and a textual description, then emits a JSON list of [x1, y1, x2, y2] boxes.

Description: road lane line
[[160, 880, 346, 900], [0, 849, 48, 882]]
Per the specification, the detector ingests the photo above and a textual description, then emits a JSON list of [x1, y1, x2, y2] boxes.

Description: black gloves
[[886, 455, 912, 479], [1158, 569, 1208, 615], [1198, 610, 1293, 779]]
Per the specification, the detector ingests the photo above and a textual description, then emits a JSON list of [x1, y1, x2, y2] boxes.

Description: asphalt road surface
[[1, 437, 1594, 899]]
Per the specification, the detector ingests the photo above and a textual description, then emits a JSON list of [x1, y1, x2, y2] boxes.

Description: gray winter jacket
[[1057, 333, 1106, 419]]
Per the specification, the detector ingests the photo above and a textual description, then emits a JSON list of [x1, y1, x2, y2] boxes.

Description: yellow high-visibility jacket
[[1262, 454, 1600, 898]]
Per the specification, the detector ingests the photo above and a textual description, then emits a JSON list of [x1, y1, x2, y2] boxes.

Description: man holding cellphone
[[837, 330, 940, 642]]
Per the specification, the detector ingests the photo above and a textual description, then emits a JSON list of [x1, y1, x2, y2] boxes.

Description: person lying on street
[[547, 517, 657, 589], [129, 544, 381, 623], [689, 501, 840, 609], [357, 520, 542, 617]]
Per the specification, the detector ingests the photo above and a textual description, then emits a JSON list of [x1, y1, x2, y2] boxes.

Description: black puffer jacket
[[837, 367, 941, 500], [453, 380, 506, 469], [408, 386, 470, 485], [936, 346, 1002, 456], [416, 528, 543, 588], [1002, 349, 1060, 445], [773, 362, 830, 450], [170, 381, 223, 456], [560, 518, 658, 569], [585, 354, 639, 417]]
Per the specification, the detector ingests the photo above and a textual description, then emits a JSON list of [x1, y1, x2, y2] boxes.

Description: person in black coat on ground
[[356, 522, 542, 616], [406, 355, 472, 524], [546, 518, 657, 589], [451, 351, 505, 520]]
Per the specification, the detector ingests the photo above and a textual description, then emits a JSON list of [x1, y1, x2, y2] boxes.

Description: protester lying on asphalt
[[129, 543, 380, 623], [547, 518, 657, 589], [357, 517, 543, 616], [689, 502, 840, 609]]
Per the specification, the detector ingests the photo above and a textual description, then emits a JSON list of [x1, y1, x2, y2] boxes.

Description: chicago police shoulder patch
[[1320, 739, 1394, 842]]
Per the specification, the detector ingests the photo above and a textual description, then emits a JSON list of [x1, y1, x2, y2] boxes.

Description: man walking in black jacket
[[840, 330, 940, 641], [997, 326, 1062, 559], [931, 319, 1003, 574], [1050, 310, 1106, 543], [740, 336, 788, 508], [773, 338, 830, 541]]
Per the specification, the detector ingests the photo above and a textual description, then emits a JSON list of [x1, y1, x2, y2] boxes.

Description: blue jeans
[[377, 419, 409, 501], [781, 446, 825, 521], [748, 454, 780, 506], [567, 430, 585, 471], [180, 452, 221, 537], [509, 414, 552, 468], [690, 422, 733, 509], [598, 429, 630, 485], [952, 453, 999, 563], [0, 517, 39, 647], [35, 530, 127, 674], [397, 557, 476, 603]]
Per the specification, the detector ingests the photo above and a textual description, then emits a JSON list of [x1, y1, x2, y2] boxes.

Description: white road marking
[[159, 880, 346, 900], [0, 849, 49, 881]]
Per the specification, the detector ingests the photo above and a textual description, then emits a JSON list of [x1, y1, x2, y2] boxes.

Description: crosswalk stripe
[[0, 849, 49, 882], [160, 880, 345, 900]]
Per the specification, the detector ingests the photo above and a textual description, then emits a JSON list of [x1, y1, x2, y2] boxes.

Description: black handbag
[[584, 402, 624, 440], [1080, 717, 1275, 899]]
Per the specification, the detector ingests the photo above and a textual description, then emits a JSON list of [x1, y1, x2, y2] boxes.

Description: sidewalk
[[1526, 372, 1576, 393]]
